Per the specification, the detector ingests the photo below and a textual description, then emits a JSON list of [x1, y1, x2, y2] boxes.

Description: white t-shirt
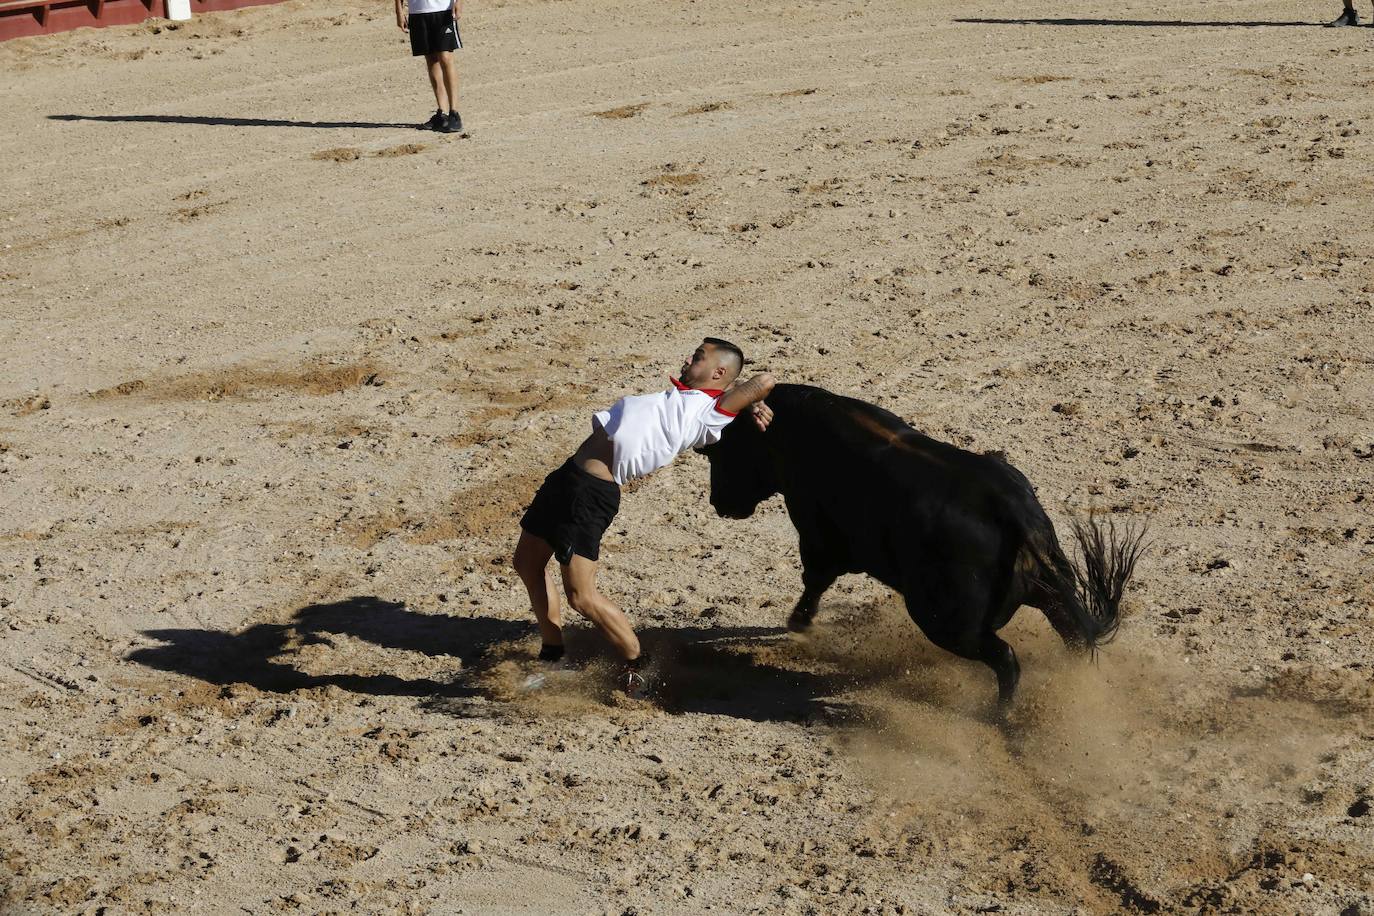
[[592, 379, 737, 485], [408, 0, 451, 14]]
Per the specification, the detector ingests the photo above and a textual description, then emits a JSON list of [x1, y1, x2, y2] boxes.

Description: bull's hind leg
[[978, 633, 1020, 707], [903, 573, 1021, 707]]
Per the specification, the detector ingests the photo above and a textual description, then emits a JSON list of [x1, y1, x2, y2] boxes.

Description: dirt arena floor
[[2, 0, 1373, 911]]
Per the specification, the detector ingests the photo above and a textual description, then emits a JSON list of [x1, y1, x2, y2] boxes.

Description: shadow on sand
[[955, 16, 1316, 27], [127, 596, 875, 725], [49, 114, 417, 130]]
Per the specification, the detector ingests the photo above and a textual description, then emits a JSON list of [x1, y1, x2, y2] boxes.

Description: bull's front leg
[[787, 564, 838, 632]]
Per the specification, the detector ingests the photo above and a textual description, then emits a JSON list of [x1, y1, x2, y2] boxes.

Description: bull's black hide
[[700, 384, 1144, 705]]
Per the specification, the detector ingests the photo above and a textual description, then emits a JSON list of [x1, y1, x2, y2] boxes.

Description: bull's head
[[697, 410, 779, 519]]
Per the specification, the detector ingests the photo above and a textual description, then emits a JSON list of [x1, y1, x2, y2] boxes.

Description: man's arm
[[395, 0, 407, 29], [718, 373, 775, 431], [452, 0, 463, 16]]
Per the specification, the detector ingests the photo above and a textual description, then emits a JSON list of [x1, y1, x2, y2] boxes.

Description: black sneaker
[[424, 109, 446, 131], [1326, 7, 1360, 25], [441, 111, 463, 134], [621, 666, 654, 701]]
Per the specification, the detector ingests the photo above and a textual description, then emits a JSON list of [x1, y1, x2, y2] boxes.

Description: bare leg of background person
[[438, 51, 460, 114], [425, 52, 449, 110]]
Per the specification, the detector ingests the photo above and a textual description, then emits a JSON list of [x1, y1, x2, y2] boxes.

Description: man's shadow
[[128, 597, 501, 699], [49, 114, 417, 130], [127, 596, 871, 724]]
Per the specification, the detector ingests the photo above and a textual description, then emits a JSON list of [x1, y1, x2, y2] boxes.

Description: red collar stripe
[[670, 377, 725, 398]]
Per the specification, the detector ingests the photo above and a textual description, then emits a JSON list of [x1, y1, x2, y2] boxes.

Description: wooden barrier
[[1, 0, 285, 41]]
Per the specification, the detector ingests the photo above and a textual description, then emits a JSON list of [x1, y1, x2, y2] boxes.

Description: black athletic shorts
[[409, 9, 461, 56], [520, 459, 621, 565]]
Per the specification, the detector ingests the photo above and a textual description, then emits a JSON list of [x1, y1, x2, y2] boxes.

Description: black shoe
[[622, 668, 652, 700], [441, 111, 463, 134], [424, 109, 446, 131], [1326, 7, 1360, 25], [620, 655, 655, 700]]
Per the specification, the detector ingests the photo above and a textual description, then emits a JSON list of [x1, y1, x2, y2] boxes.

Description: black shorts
[[520, 460, 621, 565], [409, 9, 461, 56]]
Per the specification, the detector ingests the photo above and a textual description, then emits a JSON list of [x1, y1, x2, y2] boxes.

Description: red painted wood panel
[[1, 0, 285, 41]]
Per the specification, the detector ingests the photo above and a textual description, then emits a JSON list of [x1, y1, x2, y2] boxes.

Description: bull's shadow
[[127, 596, 869, 724]]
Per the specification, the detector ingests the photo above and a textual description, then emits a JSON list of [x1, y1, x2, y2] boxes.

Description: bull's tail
[[1035, 514, 1147, 652]]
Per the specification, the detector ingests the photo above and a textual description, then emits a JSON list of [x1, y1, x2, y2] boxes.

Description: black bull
[[699, 384, 1145, 705]]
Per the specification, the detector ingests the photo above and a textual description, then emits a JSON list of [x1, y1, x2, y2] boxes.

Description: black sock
[[538, 643, 565, 663], [626, 654, 648, 671]]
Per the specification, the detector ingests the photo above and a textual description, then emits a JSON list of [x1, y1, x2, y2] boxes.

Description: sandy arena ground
[[2, 0, 1373, 911]]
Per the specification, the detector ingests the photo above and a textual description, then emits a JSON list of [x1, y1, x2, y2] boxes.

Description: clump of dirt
[[680, 101, 733, 115], [592, 103, 647, 119], [373, 144, 427, 158], [312, 147, 362, 162], [89, 379, 147, 399], [642, 172, 702, 189], [4, 394, 51, 416], [174, 200, 230, 221], [88, 361, 381, 403]]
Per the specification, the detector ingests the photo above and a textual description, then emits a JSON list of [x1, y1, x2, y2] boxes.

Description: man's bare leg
[[513, 531, 562, 648], [438, 51, 460, 113], [425, 53, 449, 111], [560, 555, 640, 661]]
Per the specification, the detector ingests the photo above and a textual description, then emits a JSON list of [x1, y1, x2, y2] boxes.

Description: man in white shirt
[[513, 339, 775, 697]]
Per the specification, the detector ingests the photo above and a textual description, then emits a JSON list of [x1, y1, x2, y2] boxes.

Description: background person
[[396, 0, 464, 132]]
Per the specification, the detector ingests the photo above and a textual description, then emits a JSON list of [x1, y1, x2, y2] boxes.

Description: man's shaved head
[[703, 337, 744, 379], [679, 338, 746, 390]]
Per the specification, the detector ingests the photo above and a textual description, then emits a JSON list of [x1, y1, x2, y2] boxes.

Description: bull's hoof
[[785, 614, 813, 633], [992, 704, 1027, 737]]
